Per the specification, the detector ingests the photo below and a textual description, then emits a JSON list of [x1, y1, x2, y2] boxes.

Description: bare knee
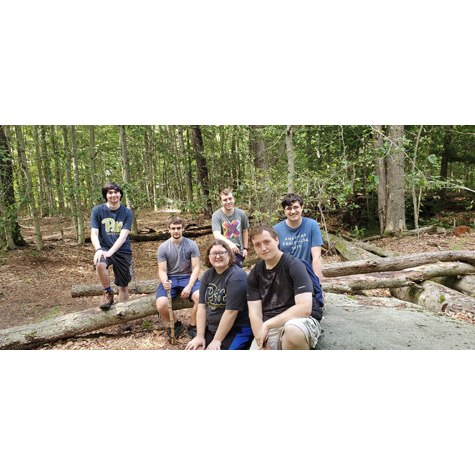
[[156, 297, 169, 316], [281, 325, 308, 350]]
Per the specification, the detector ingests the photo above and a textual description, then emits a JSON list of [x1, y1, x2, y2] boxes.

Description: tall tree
[[50, 125, 65, 213], [178, 125, 193, 201], [40, 126, 56, 212], [118, 125, 138, 234], [61, 126, 79, 239], [286, 125, 296, 193], [71, 126, 85, 244], [32, 126, 46, 216], [14, 126, 44, 250], [89, 125, 100, 206], [191, 125, 212, 217]]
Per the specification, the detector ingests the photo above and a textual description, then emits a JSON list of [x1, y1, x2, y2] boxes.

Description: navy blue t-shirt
[[90, 203, 133, 253]]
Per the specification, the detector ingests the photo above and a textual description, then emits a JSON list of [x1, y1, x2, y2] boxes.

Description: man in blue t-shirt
[[90, 182, 134, 310], [273, 193, 324, 281]]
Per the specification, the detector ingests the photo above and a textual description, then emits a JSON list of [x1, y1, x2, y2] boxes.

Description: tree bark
[[286, 125, 295, 193], [323, 261, 475, 293], [118, 125, 138, 234], [191, 125, 212, 217], [178, 125, 193, 202], [390, 281, 475, 318], [50, 125, 65, 213], [432, 274, 475, 298], [324, 232, 376, 261], [61, 126, 79, 239], [322, 249, 475, 278], [0, 294, 195, 350], [40, 126, 55, 212], [71, 126, 85, 244], [32, 126, 46, 216], [14, 126, 44, 250], [89, 125, 99, 206]]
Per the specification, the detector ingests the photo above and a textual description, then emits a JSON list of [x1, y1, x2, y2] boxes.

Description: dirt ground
[[1, 209, 474, 350]]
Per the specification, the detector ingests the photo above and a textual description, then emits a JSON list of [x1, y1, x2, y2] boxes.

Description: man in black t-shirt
[[247, 224, 322, 350]]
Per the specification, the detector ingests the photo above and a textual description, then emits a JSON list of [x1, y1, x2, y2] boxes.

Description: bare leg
[[281, 325, 310, 350], [118, 286, 129, 302], [156, 296, 176, 323], [96, 262, 111, 289], [190, 291, 199, 326]]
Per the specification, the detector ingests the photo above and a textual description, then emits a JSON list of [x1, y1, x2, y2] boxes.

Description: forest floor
[[1, 207, 474, 350]]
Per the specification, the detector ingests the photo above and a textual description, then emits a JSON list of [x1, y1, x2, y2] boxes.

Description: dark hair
[[281, 193, 303, 209], [102, 182, 123, 201], [168, 216, 184, 228], [219, 188, 233, 199], [249, 224, 279, 244], [204, 239, 236, 268]]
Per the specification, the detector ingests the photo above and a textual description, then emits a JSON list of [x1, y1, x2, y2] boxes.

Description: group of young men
[[90, 182, 324, 350]]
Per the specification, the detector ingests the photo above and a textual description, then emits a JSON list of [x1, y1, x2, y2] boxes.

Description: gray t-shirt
[[157, 237, 200, 277], [211, 207, 249, 252]]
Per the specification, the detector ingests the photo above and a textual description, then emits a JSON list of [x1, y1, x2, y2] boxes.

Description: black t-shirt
[[199, 265, 250, 332], [246, 253, 313, 322]]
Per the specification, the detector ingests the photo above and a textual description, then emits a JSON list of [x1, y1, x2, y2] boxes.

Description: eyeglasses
[[210, 251, 228, 257]]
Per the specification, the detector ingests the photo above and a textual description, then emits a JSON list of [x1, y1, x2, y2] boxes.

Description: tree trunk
[[14, 126, 44, 250], [178, 125, 193, 202], [40, 126, 55, 212], [32, 126, 46, 216], [61, 126, 79, 239], [0, 294, 196, 350], [286, 125, 295, 193], [191, 125, 212, 217], [71, 126, 85, 244], [321, 249, 475, 278], [0, 125, 24, 248], [50, 125, 65, 213], [323, 261, 475, 293], [385, 125, 406, 234], [89, 125, 100, 206], [372, 125, 386, 235], [390, 281, 475, 318], [119, 125, 138, 234]]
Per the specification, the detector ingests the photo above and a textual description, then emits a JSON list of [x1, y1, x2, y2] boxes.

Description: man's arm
[[261, 292, 312, 332], [212, 230, 239, 253], [311, 245, 323, 281], [181, 256, 200, 298], [158, 261, 171, 290], [91, 228, 103, 265], [242, 228, 249, 258], [103, 228, 130, 258], [248, 300, 265, 348]]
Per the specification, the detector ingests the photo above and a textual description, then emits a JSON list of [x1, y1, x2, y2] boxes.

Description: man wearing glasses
[[273, 193, 324, 281]]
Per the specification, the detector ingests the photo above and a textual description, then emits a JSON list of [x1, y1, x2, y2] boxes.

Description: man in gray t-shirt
[[156, 217, 201, 341], [211, 188, 250, 267]]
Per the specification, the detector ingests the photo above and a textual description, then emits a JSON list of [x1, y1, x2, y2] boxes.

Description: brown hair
[[249, 224, 279, 244], [204, 239, 236, 268], [219, 188, 233, 199], [168, 216, 184, 228]]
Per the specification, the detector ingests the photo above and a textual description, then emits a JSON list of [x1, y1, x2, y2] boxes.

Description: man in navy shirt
[[90, 182, 134, 310]]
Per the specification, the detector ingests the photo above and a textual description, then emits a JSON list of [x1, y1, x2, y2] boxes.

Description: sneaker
[[167, 320, 185, 342], [186, 325, 197, 339], [99, 290, 114, 310]]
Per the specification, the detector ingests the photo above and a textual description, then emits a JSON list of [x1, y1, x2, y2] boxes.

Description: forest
[[1, 124, 475, 250]]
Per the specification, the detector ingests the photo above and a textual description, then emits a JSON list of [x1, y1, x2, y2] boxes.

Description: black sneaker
[[167, 321, 185, 342], [186, 325, 197, 339]]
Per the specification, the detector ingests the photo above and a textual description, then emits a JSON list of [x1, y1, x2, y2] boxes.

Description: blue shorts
[[155, 276, 200, 300], [205, 325, 253, 350]]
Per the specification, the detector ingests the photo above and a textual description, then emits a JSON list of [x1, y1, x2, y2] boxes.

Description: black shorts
[[99, 252, 132, 288], [205, 325, 253, 350]]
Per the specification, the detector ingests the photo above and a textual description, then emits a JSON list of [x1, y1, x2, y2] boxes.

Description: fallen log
[[390, 281, 475, 317], [322, 262, 475, 293], [432, 274, 475, 298], [363, 225, 447, 241], [322, 251, 475, 277], [129, 225, 212, 242], [323, 233, 376, 261], [72, 280, 160, 297], [342, 237, 400, 257], [0, 295, 159, 350]]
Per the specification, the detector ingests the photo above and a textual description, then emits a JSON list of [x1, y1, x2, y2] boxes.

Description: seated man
[[246, 225, 323, 350], [156, 217, 201, 341]]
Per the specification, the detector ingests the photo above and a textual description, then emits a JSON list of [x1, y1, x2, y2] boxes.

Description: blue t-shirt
[[90, 203, 133, 254], [273, 217, 323, 263]]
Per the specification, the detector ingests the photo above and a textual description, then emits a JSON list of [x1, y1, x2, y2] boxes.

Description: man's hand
[[163, 280, 172, 291], [206, 339, 222, 350], [242, 249, 248, 258], [230, 243, 239, 254], [93, 249, 105, 266], [185, 336, 206, 350], [257, 322, 269, 349], [181, 284, 192, 299]]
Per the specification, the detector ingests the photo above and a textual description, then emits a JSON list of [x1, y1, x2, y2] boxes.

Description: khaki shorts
[[250, 317, 322, 350]]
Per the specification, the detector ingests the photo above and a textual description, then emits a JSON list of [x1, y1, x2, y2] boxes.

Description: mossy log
[[323, 233, 376, 261], [390, 281, 475, 317], [0, 295, 194, 350], [431, 274, 475, 297]]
